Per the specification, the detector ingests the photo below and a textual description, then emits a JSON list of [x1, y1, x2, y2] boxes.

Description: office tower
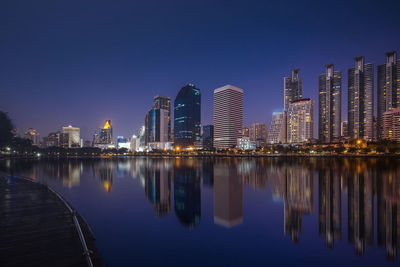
[[267, 112, 287, 144], [284, 69, 302, 111], [382, 108, 400, 142], [62, 125, 80, 148], [99, 120, 113, 144], [214, 85, 243, 149], [116, 136, 131, 150], [377, 51, 400, 139], [319, 170, 342, 248], [24, 128, 40, 146], [242, 127, 249, 137], [348, 56, 374, 140], [287, 98, 314, 144], [250, 122, 267, 147], [214, 162, 243, 228], [202, 125, 214, 150], [43, 131, 68, 148], [341, 121, 348, 138], [153, 95, 171, 141], [145, 107, 169, 150], [174, 84, 201, 148], [130, 135, 140, 152], [319, 64, 342, 142]]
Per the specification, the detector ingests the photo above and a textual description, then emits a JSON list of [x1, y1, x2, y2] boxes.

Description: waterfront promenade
[[0, 175, 103, 267]]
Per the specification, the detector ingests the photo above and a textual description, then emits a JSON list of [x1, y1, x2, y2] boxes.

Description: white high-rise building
[[287, 98, 314, 144], [62, 125, 80, 148], [214, 85, 243, 149], [267, 112, 287, 144]]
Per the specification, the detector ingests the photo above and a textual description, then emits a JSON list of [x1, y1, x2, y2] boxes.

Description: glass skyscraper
[[173, 84, 201, 148], [284, 69, 302, 112]]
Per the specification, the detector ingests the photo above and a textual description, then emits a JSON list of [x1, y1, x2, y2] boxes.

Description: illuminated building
[[130, 135, 140, 152], [319, 64, 342, 142], [377, 51, 400, 139], [382, 108, 400, 142], [145, 106, 170, 150], [214, 85, 243, 149], [242, 127, 249, 137], [250, 122, 267, 147], [284, 69, 302, 112], [24, 127, 40, 146], [341, 121, 348, 138], [287, 98, 314, 144], [267, 112, 286, 144], [214, 162, 243, 228], [62, 125, 80, 148], [117, 136, 131, 150], [348, 56, 374, 141], [138, 126, 146, 151], [174, 84, 201, 148], [236, 137, 256, 150], [202, 125, 214, 150], [153, 95, 172, 141], [100, 120, 113, 144], [43, 131, 68, 148]]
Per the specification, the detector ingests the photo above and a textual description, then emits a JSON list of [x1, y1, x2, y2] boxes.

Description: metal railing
[[1, 173, 94, 267]]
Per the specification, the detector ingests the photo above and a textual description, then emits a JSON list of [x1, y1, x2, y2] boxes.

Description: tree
[[0, 111, 14, 147]]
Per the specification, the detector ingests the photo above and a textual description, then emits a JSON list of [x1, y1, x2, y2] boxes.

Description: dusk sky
[[1, 0, 400, 140]]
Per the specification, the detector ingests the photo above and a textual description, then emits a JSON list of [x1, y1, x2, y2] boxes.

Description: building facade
[[348, 56, 374, 140], [62, 125, 80, 148], [153, 95, 171, 141], [202, 125, 214, 150], [249, 122, 267, 147], [377, 51, 400, 139], [24, 128, 40, 146], [341, 121, 348, 138], [43, 131, 68, 148], [284, 69, 302, 112], [241, 127, 249, 137], [267, 112, 286, 144], [174, 84, 201, 148], [382, 108, 400, 142], [287, 98, 314, 144], [145, 107, 170, 150], [214, 85, 243, 149], [319, 64, 342, 142]]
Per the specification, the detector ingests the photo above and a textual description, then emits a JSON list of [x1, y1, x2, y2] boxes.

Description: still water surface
[[2, 157, 400, 266]]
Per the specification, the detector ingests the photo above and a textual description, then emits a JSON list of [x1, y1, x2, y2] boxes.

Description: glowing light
[[175, 146, 181, 151], [356, 139, 362, 145], [104, 120, 112, 129], [104, 181, 111, 192]]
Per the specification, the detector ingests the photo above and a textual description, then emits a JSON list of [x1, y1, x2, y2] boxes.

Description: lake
[[1, 157, 400, 266]]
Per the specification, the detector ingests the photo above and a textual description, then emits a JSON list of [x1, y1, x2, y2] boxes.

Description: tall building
[[99, 120, 113, 144], [174, 84, 201, 148], [319, 64, 342, 142], [153, 95, 171, 141], [145, 107, 169, 150], [24, 128, 40, 146], [214, 85, 243, 149], [377, 51, 400, 139], [382, 108, 400, 142], [341, 121, 348, 138], [202, 125, 214, 150], [348, 56, 374, 140], [43, 131, 68, 148], [287, 98, 314, 144], [267, 112, 286, 144], [284, 69, 302, 111], [249, 122, 267, 147], [62, 125, 80, 148]]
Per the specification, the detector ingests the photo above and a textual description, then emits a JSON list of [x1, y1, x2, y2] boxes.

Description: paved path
[[0, 176, 103, 267]]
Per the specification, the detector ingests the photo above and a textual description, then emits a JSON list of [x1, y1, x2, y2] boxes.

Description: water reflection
[[2, 157, 400, 263]]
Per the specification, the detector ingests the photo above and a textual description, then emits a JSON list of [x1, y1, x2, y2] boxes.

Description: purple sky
[[1, 0, 400, 140]]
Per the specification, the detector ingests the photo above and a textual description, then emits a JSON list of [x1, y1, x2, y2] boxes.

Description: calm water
[[2, 157, 400, 266]]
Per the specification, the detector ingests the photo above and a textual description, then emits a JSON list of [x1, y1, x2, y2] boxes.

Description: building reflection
[[318, 169, 341, 248], [174, 159, 201, 228], [144, 159, 171, 217], [92, 160, 114, 193], [213, 160, 243, 228]]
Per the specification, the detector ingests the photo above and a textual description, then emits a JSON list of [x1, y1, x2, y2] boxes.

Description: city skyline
[[2, 1, 400, 140]]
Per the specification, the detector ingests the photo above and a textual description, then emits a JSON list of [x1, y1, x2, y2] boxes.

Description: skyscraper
[[153, 95, 171, 141], [62, 125, 80, 148], [284, 69, 302, 112], [319, 64, 342, 142], [202, 125, 214, 150], [382, 108, 400, 142], [145, 107, 169, 150], [267, 112, 286, 144], [348, 56, 374, 140], [214, 85, 243, 149], [174, 84, 201, 148], [249, 122, 267, 147], [100, 120, 113, 144], [377, 51, 400, 139], [287, 98, 314, 144]]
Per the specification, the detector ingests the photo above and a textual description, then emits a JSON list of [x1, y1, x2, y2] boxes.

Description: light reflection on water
[[1, 157, 400, 266]]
